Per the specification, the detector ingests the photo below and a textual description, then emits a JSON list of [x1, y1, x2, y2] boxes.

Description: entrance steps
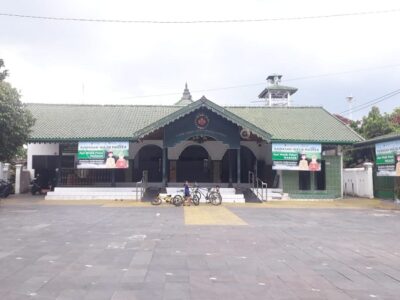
[[45, 187, 141, 201], [246, 188, 289, 202], [266, 188, 289, 201], [165, 187, 245, 203]]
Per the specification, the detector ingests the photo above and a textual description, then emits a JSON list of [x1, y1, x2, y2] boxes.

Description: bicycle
[[173, 189, 200, 207], [152, 193, 176, 206], [191, 185, 222, 206], [153, 189, 200, 206]]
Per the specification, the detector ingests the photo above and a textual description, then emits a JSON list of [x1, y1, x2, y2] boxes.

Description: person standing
[[184, 180, 191, 206]]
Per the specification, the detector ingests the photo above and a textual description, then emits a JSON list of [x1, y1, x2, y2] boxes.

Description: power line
[[1, 8, 400, 24], [339, 89, 400, 116], [339, 89, 400, 114], [120, 63, 400, 99]]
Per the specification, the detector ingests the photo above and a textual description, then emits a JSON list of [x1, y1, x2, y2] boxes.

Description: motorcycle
[[31, 176, 45, 195], [0, 180, 13, 198]]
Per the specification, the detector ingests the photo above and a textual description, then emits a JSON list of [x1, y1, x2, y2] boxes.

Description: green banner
[[78, 150, 105, 160], [77, 142, 129, 169], [375, 139, 400, 176], [272, 143, 322, 171]]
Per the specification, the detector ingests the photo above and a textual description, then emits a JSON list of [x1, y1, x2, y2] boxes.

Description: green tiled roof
[[26, 99, 363, 144], [258, 85, 298, 98], [226, 106, 363, 143], [27, 104, 180, 141]]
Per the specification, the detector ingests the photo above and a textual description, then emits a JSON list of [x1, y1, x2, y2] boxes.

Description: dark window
[[315, 160, 326, 190], [299, 171, 311, 190], [32, 155, 58, 169], [61, 155, 75, 168]]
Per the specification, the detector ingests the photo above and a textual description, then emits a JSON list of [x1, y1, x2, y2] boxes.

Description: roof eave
[[27, 137, 136, 143], [271, 138, 360, 145]]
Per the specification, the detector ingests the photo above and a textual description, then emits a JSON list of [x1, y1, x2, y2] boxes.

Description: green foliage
[[357, 106, 394, 139], [0, 59, 8, 81], [343, 106, 400, 167], [0, 81, 35, 162], [389, 107, 400, 130]]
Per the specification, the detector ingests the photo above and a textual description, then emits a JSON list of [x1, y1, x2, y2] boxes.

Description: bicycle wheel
[[151, 196, 162, 205], [192, 194, 200, 206], [193, 191, 201, 201], [173, 195, 184, 207], [210, 192, 222, 205]]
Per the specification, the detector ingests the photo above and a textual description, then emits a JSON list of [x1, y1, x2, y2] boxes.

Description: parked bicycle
[[191, 184, 222, 205], [173, 189, 200, 206], [152, 193, 179, 206], [152, 189, 199, 206]]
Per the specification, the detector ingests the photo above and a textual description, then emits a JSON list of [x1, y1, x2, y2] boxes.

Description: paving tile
[[1, 200, 400, 299]]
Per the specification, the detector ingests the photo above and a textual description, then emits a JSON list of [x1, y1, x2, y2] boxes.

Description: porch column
[[213, 161, 221, 183], [237, 148, 241, 184], [228, 150, 233, 187], [58, 144, 62, 186], [162, 147, 168, 186]]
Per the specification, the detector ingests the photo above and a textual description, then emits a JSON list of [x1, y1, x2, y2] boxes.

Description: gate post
[[15, 164, 23, 194]]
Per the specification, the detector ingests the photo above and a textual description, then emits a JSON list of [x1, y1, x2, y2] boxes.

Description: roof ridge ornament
[[199, 95, 208, 102], [174, 83, 194, 106]]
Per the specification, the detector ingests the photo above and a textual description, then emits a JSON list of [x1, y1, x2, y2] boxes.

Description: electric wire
[[339, 89, 400, 114], [0, 8, 400, 24], [339, 89, 400, 116], [120, 63, 400, 100]]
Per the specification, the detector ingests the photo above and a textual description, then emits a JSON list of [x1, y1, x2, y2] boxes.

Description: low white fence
[[343, 162, 374, 199]]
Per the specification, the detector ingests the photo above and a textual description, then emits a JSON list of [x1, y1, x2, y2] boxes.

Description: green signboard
[[77, 142, 129, 169], [272, 143, 322, 171], [375, 139, 400, 176]]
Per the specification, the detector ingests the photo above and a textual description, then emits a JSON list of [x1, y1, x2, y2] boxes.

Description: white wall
[[241, 141, 271, 164], [343, 163, 374, 199]]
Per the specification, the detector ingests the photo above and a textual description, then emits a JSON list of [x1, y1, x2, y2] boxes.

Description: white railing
[[249, 171, 268, 201]]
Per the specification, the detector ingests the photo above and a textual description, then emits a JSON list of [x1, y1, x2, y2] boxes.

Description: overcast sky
[[1, 0, 399, 120]]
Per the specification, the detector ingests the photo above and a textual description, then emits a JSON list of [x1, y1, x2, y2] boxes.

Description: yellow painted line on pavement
[[184, 206, 247, 226]]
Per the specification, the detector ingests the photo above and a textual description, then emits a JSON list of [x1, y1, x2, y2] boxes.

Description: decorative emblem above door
[[195, 113, 209, 129]]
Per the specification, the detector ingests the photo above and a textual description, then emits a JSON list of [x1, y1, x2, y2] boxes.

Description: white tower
[[258, 74, 298, 107]]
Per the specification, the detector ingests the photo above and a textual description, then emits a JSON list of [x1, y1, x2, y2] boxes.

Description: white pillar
[[15, 164, 22, 194], [3, 163, 10, 181], [364, 162, 374, 199], [0, 162, 3, 180]]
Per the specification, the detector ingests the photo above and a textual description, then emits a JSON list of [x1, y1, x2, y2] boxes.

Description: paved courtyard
[[0, 198, 400, 299]]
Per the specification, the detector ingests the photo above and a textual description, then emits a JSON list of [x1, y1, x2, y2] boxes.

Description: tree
[[0, 60, 35, 162], [357, 106, 394, 139], [0, 59, 8, 81], [389, 107, 400, 131]]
